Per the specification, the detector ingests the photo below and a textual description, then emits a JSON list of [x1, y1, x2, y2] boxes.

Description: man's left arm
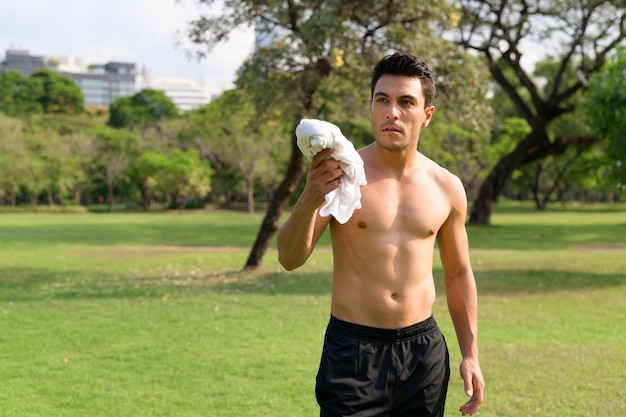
[[437, 176, 484, 416]]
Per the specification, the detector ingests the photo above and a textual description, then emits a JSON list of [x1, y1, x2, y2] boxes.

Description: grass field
[[1, 204, 625, 416]]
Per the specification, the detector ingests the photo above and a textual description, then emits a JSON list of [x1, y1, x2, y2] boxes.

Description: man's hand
[[301, 148, 343, 207], [459, 357, 484, 415]]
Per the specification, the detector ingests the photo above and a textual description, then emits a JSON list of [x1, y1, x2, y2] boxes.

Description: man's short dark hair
[[371, 52, 436, 108]]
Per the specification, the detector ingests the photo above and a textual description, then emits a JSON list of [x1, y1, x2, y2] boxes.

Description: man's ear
[[422, 106, 436, 127]]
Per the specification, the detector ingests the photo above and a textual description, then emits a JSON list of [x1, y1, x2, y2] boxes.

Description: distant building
[[45, 54, 90, 73], [148, 77, 210, 112], [63, 62, 137, 107], [0, 49, 45, 75], [1, 49, 217, 111], [1, 49, 138, 108]]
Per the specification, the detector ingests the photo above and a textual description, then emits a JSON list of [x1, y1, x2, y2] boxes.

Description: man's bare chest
[[352, 177, 450, 238]]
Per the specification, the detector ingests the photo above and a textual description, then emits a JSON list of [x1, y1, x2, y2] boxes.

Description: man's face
[[369, 74, 435, 152]]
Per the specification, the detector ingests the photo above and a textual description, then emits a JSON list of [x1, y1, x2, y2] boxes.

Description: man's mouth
[[382, 125, 402, 133]]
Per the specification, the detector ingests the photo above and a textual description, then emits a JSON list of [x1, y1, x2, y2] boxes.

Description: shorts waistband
[[328, 314, 438, 342]]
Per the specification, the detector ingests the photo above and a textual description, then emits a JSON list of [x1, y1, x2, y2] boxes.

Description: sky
[[0, 0, 256, 95]]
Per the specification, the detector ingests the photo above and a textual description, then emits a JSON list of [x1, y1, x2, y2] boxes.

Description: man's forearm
[[445, 274, 479, 358], [276, 201, 323, 270]]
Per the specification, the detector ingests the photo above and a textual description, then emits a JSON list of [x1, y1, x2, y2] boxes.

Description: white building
[[148, 77, 210, 112], [45, 55, 91, 73]]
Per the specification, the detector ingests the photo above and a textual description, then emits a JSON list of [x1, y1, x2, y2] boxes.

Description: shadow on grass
[[469, 269, 626, 294], [0, 266, 221, 302], [213, 268, 625, 297], [491, 203, 626, 214], [2, 266, 624, 302], [0, 219, 259, 248], [466, 222, 626, 251]]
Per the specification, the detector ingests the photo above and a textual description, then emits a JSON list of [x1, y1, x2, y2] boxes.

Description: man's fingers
[[459, 397, 480, 416], [311, 148, 335, 166]]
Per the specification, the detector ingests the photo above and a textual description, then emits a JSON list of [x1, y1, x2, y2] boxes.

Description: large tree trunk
[[243, 58, 330, 270], [469, 132, 543, 224], [244, 128, 306, 270], [469, 130, 598, 224], [469, 152, 522, 224]]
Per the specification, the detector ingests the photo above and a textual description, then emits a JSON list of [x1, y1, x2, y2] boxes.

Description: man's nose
[[386, 104, 400, 120]]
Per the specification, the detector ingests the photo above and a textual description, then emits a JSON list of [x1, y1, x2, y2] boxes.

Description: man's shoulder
[[418, 155, 466, 201], [420, 153, 460, 180]]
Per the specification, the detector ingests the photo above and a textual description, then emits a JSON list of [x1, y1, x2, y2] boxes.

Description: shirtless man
[[277, 52, 484, 417]]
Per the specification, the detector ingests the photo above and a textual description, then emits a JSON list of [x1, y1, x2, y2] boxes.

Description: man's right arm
[[277, 148, 342, 270]]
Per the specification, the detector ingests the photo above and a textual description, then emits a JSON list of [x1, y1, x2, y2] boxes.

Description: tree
[[108, 89, 179, 129], [451, 0, 626, 223], [182, 0, 453, 269], [64, 130, 98, 204], [18, 147, 47, 205], [585, 46, 626, 189], [184, 89, 287, 214], [137, 149, 213, 212], [0, 70, 44, 117], [90, 126, 138, 212], [134, 151, 169, 207], [0, 115, 27, 205], [31, 69, 84, 114], [28, 114, 101, 205], [125, 118, 190, 210]]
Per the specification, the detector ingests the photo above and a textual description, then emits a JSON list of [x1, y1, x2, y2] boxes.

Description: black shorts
[[316, 315, 450, 417]]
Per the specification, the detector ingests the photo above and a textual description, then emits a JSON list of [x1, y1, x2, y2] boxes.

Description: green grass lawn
[[0, 205, 625, 416]]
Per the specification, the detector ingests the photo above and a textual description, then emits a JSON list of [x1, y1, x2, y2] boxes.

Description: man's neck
[[371, 143, 421, 177]]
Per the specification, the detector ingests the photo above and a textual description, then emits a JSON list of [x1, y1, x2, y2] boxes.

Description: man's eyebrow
[[373, 91, 418, 101], [399, 94, 418, 101]]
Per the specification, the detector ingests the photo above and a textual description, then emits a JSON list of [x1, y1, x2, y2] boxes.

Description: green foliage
[[585, 47, 626, 184], [31, 112, 101, 135], [108, 88, 178, 129], [91, 125, 138, 155], [167, 149, 213, 205], [184, 89, 288, 211], [0, 69, 84, 117], [0, 115, 26, 202], [90, 125, 139, 210], [137, 149, 213, 211], [1, 2, 623, 212], [421, 118, 491, 199], [0, 113, 105, 205], [31, 69, 85, 114], [454, 0, 626, 223], [0, 70, 44, 117], [186, 0, 451, 118]]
